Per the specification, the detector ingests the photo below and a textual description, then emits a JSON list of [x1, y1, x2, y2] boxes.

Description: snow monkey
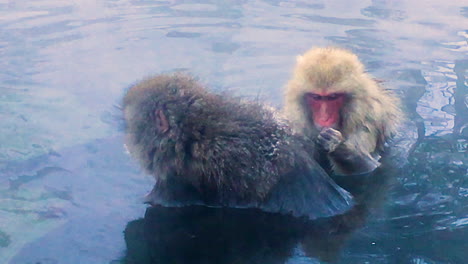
[[123, 73, 353, 220], [284, 47, 402, 175]]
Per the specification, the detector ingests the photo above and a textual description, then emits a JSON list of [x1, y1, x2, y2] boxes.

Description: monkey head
[[284, 47, 402, 154], [123, 74, 208, 178]]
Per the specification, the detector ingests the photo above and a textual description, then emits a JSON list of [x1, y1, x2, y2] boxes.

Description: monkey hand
[[317, 128, 344, 152]]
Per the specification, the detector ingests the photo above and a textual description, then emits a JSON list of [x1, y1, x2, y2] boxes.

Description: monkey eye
[[327, 93, 341, 100], [324, 93, 343, 101], [306, 93, 322, 100]]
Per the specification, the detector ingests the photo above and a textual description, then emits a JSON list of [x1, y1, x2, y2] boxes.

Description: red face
[[304, 92, 345, 129]]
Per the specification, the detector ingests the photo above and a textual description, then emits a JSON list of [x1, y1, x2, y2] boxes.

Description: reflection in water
[[124, 166, 394, 264], [454, 60, 468, 138]]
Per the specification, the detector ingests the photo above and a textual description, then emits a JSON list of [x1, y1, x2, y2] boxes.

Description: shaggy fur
[[123, 73, 354, 219], [284, 47, 402, 173]]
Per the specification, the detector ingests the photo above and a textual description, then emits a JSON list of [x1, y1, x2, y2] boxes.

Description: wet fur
[[123, 73, 354, 219]]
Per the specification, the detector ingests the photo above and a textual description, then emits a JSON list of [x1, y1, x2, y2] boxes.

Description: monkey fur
[[123, 73, 353, 219], [284, 47, 402, 175]]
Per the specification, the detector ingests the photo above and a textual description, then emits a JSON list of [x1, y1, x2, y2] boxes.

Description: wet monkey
[[123, 73, 353, 220], [284, 47, 402, 175]]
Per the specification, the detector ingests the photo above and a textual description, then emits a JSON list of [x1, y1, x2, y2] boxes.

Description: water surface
[[0, 0, 467, 263]]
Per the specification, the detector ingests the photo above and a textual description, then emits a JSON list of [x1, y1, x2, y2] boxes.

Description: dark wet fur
[[123, 73, 353, 219]]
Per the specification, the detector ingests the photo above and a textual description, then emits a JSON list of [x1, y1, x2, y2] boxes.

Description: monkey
[[123, 73, 354, 220], [284, 47, 403, 175]]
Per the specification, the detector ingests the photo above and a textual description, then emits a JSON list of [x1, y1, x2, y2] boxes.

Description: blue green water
[[0, 1, 466, 263]]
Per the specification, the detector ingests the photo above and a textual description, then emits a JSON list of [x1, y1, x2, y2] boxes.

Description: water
[[0, 0, 467, 263]]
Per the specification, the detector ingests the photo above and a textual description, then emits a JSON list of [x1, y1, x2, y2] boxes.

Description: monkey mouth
[[312, 113, 339, 130], [316, 118, 338, 128]]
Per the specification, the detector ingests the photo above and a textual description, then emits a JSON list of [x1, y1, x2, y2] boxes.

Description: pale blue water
[[0, 1, 466, 263]]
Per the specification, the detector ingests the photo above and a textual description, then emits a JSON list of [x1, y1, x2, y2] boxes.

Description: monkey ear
[[155, 109, 169, 133]]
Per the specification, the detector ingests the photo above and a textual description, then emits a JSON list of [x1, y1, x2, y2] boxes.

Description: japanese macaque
[[284, 47, 402, 175], [123, 73, 353, 220]]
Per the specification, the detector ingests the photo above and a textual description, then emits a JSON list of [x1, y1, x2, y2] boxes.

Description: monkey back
[[123, 73, 354, 219]]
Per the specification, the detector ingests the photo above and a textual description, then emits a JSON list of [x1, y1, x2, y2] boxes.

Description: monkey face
[[304, 92, 345, 130]]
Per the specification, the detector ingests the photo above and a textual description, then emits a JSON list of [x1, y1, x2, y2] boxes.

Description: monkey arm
[[328, 144, 380, 175], [315, 128, 381, 175]]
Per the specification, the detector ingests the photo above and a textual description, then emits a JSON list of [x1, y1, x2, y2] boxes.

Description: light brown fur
[[284, 47, 402, 173]]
